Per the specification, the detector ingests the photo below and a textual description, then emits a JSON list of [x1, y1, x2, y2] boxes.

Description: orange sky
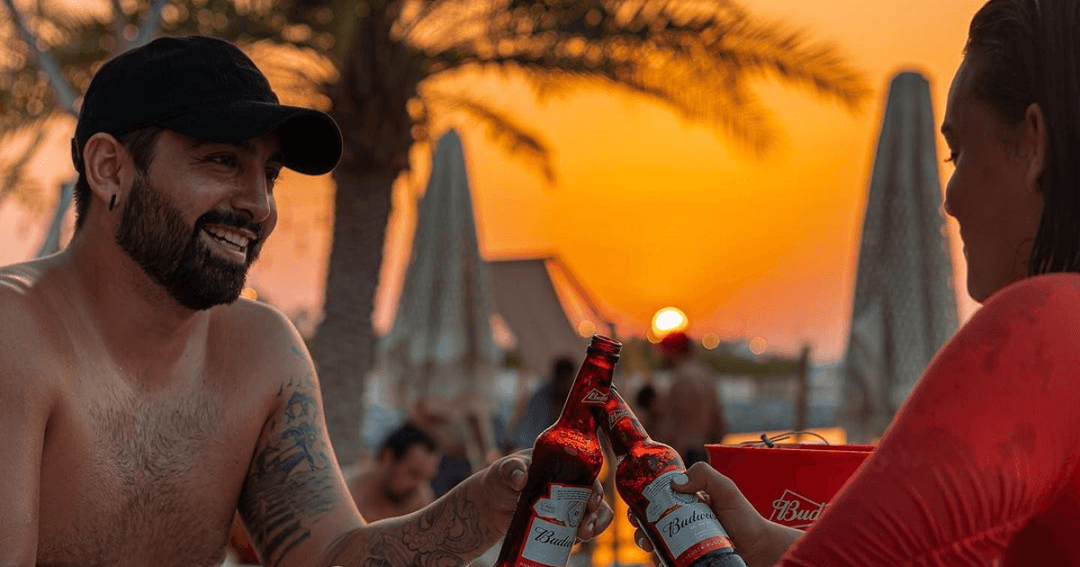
[[0, 0, 989, 362]]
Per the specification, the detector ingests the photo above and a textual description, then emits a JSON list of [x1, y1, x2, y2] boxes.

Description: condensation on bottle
[[601, 388, 747, 567], [494, 335, 622, 567]]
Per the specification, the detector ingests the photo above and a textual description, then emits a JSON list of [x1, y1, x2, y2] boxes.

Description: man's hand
[[472, 450, 614, 542], [629, 462, 802, 567]]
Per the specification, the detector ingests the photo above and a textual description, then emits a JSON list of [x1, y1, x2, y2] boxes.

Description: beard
[[114, 173, 264, 311]]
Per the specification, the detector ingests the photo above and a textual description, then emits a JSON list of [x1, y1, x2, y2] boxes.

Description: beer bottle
[[494, 335, 622, 567], [600, 388, 747, 567]]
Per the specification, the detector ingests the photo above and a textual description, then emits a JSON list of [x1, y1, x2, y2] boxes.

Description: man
[[0, 35, 611, 566], [651, 331, 726, 465], [508, 356, 576, 450], [348, 423, 440, 522]]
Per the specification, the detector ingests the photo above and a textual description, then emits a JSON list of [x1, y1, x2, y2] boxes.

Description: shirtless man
[[0, 35, 612, 567], [348, 422, 440, 522]]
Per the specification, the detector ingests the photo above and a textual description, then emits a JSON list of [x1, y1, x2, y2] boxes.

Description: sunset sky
[[0, 0, 989, 363]]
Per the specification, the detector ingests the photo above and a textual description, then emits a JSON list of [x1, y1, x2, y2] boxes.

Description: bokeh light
[[749, 336, 768, 355], [240, 287, 259, 301], [577, 320, 596, 338], [701, 332, 721, 350]]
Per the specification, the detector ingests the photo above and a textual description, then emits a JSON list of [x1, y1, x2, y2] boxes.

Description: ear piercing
[[108, 194, 117, 211]]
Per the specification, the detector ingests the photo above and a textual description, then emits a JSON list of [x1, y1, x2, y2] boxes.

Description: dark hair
[[965, 0, 1080, 273], [72, 125, 166, 231], [636, 384, 657, 409], [552, 357, 576, 383], [379, 422, 438, 461]]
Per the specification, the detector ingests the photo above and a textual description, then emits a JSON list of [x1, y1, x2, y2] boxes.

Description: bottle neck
[[554, 342, 619, 432], [601, 389, 650, 457]]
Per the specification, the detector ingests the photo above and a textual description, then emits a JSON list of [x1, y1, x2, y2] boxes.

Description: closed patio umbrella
[[375, 128, 502, 467], [838, 72, 959, 443]]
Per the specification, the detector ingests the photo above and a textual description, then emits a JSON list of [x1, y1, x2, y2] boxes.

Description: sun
[[651, 306, 688, 337]]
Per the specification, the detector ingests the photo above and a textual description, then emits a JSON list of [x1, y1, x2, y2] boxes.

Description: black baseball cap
[[72, 35, 342, 176]]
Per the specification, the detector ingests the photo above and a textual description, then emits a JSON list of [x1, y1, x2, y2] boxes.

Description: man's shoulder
[[209, 298, 313, 369], [210, 297, 304, 343], [0, 260, 58, 347], [0, 261, 61, 402]]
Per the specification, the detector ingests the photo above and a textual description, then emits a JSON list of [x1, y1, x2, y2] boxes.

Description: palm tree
[[291, 0, 869, 465], [2, 0, 869, 466]]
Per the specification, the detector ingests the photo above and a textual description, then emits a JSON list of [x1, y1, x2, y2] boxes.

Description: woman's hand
[[629, 462, 803, 567]]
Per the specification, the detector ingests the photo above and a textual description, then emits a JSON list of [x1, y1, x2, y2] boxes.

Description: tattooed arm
[[236, 332, 364, 567], [324, 452, 531, 567], [238, 310, 612, 567]]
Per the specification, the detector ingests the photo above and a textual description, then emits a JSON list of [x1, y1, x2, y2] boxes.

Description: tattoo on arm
[[238, 353, 338, 567], [328, 484, 492, 567]]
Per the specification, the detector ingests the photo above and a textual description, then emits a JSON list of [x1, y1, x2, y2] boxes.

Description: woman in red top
[[636, 0, 1080, 565]]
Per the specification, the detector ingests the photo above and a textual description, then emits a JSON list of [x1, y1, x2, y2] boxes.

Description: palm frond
[[245, 40, 339, 110], [707, 14, 870, 108], [421, 0, 868, 136], [520, 60, 777, 155], [427, 41, 780, 154], [422, 86, 556, 183]]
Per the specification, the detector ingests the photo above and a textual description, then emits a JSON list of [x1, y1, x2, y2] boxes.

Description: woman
[[639, 0, 1080, 565]]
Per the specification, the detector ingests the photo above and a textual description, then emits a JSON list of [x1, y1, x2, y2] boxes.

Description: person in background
[[634, 1, 1080, 565], [348, 423, 441, 522], [652, 331, 726, 465], [633, 383, 663, 434], [507, 356, 577, 450]]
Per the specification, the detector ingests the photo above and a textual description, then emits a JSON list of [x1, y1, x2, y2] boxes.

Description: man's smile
[[201, 225, 255, 262]]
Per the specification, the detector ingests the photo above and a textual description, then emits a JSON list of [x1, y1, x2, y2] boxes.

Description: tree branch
[[133, 0, 168, 46], [0, 0, 78, 115], [110, 0, 126, 48]]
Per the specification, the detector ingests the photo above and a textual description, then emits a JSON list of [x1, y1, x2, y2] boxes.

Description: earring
[[108, 194, 117, 211]]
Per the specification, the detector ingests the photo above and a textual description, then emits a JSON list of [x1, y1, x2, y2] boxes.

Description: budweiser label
[[607, 408, 632, 430], [581, 388, 609, 405], [643, 472, 734, 567], [519, 484, 591, 567], [768, 489, 825, 529]]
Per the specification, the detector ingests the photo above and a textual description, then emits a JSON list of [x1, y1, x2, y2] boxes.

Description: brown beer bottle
[[494, 335, 622, 567], [600, 388, 747, 567]]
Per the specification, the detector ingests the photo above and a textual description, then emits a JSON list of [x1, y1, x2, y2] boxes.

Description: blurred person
[[631, 1, 1080, 565], [0, 35, 612, 566], [408, 396, 499, 497], [633, 383, 663, 434], [507, 356, 577, 450], [652, 331, 726, 465], [348, 422, 440, 522]]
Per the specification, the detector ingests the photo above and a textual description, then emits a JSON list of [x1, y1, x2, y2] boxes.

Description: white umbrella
[[838, 71, 959, 443], [375, 129, 501, 465]]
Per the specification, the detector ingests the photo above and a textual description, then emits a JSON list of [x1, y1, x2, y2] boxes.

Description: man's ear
[[1022, 102, 1047, 193], [82, 132, 134, 207]]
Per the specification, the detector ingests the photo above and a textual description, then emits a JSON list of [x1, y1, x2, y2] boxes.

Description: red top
[[779, 273, 1080, 567]]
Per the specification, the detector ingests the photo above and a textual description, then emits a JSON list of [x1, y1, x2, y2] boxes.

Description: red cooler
[[706, 443, 873, 529]]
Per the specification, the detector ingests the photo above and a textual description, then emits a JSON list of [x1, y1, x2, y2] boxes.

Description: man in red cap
[[0, 35, 611, 566], [653, 331, 728, 465]]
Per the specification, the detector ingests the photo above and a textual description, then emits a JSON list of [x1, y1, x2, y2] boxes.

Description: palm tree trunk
[[312, 169, 396, 467], [312, 0, 419, 466]]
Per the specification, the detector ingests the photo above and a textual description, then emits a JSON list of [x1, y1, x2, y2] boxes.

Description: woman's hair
[[72, 125, 165, 231], [965, 0, 1080, 274]]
